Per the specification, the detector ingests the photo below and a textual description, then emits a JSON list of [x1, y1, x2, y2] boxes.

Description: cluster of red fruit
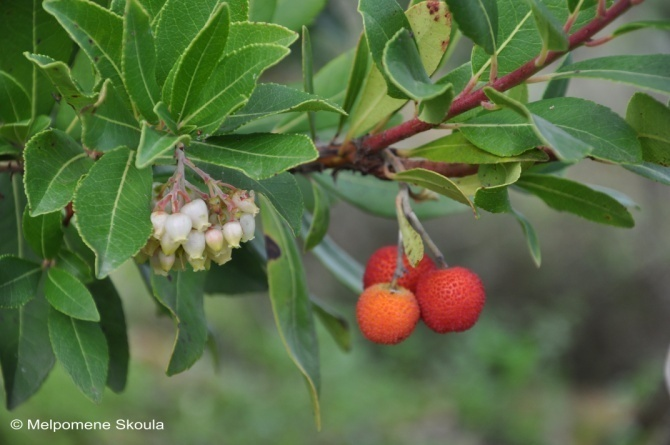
[[357, 246, 486, 345]]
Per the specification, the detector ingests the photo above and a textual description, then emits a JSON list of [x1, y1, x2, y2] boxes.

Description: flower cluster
[[137, 148, 258, 275]]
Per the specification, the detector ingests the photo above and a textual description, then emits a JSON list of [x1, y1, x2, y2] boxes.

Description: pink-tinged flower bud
[[222, 221, 243, 248], [211, 247, 232, 265], [239, 213, 255, 242], [150, 253, 168, 276], [233, 191, 259, 215], [165, 212, 192, 242], [151, 211, 169, 239], [205, 228, 225, 253], [183, 230, 206, 260], [160, 232, 181, 255], [188, 256, 207, 272], [181, 199, 210, 231], [158, 251, 175, 272]]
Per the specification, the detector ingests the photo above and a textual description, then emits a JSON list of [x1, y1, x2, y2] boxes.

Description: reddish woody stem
[[362, 0, 637, 153], [309, 0, 639, 177]]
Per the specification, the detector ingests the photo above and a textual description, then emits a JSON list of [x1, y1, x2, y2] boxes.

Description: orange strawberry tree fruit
[[0, 0, 669, 428]]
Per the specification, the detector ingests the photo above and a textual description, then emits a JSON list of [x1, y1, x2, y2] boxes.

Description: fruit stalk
[[398, 184, 448, 269]]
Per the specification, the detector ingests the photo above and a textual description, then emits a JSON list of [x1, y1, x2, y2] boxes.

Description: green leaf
[[153, 101, 179, 134], [478, 163, 522, 188], [249, 0, 277, 22], [260, 194, 321, 429], [483, 88, 593, 162], [205, 244, 268, 295], [153, 0, 220, 84], [553, 55, 670, 95], [516, 174, 635, 227], [73, 147, 153, 278], [48, 308, 109, 402], [445, 0, 498, 54], [0, 256, 42, 308], [383, 29, 452, 100], [0, 174, 26, 258], [567, 0, 596, 11], [301, 26, 317, 140], [187, 133, 317, 180], [24, 129, 94, 216], [0, 0, 72, 117], [512, 209, 541, 267], [401, 132, 549, 164], [358, 0, 411, 99], [624, 163, 670, 186], [311, 298, 351, 352], [22, 208, 63, 260], [271, 0, 325, 31], [396, 197, 424, 267], [24, 53, 98, 112], [151, 269, 207, 375], [309, 232, 364, 295], [181, 44, 290, 133], [0, 144, 20, 157], [525, 0, 568, 51], [418, 78, 454, 125], [169, 4, 230, 122], [203, 167, 304, 236], [136, 123, 191, 169], [542, 54, 572, 99], [225, 21, 298, 54], [89, 278, 129, 393], [218, 84, 346, 133], [461, 97, 641, 164], [475, 187, 512, 213], [304, 181, 330, 251], [276, 51, 354, 136], [626, 93, 670, 166], [123, 0, 160, 122], [338, 35, 370, 134], [347, 1, 452, 137], [0, 294, 55, 409], [0, 71, 31, 124], [313, 171, 468, 219], [45, 268, 99, 321], [612, 20, 670, 37], [471, 0, 596, 77], [43, 0, 125, 93], [56, 249, 94, 284], [393, 168, 476, 212], [81, 81, 142, 152]]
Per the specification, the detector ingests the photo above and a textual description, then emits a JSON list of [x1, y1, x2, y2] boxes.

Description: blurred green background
[[2, 1, 670, 444]]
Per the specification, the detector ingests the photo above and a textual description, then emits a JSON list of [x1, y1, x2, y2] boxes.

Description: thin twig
[[389, 228, 406, 290], [399, 184, 448, 269]]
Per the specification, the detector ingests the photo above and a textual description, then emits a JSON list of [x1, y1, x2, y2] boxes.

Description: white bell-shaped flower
[[222, 221, 243, 248], [158, 251, 175, 272], [151, 211, 169, 239], [233, 192, 259, 215], [181, 199, 210, 231], [239, 213, 255, 242], [211, 247, 233, 265], [205, 228, 225, 253], [150, 253, 168, 277], [165, 212, 192, 242], [183, 230, 206, 260], [160, 232, 181, 255], [188, 256, 208, 272]]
